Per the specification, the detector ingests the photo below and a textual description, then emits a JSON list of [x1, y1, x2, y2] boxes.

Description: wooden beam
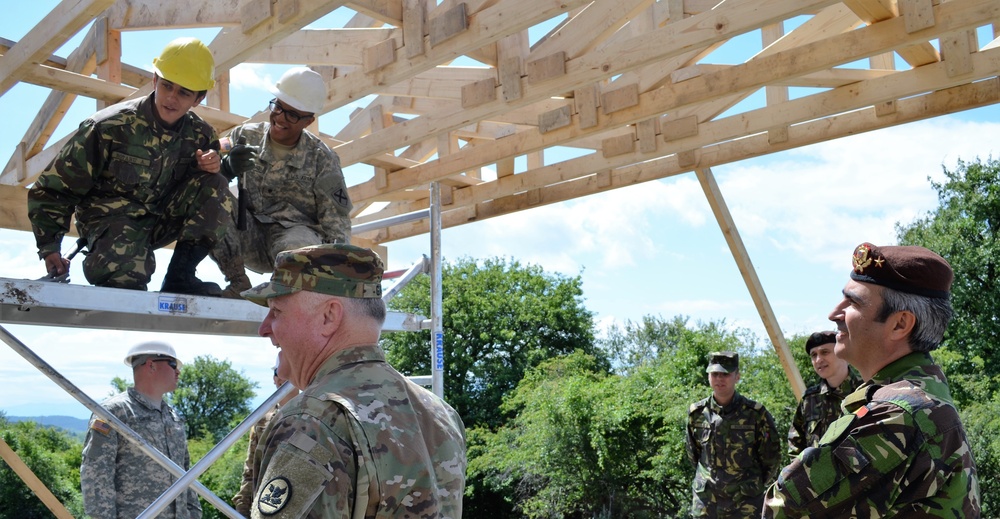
[[0, 0, 116, 95], [0, 437, 75, 519], [696, 166, 805, 399]]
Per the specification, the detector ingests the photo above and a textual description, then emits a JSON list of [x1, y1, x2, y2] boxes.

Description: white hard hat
[[269, 67, 327, 114], [124, 341, 180, 367]]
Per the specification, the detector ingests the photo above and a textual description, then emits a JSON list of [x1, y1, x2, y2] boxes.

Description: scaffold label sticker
[[157, 296, 188, 313]]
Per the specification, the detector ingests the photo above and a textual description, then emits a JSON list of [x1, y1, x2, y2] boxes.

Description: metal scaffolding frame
[[0, 185, 446, 517]]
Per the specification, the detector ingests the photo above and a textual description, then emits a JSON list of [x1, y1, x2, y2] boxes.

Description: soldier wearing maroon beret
[[763, 243, 980, 518]]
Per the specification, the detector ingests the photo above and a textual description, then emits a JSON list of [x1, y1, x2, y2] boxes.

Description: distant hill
[[7, 415, 89, 435]]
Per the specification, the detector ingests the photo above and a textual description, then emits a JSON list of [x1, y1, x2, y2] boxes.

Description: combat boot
[[161, 241, 223, 297], [220, 259, 252, 299]]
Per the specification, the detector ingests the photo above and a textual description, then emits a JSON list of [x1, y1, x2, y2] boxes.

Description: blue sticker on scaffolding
[[435, 332, 444, 371], [158, 296, 188, 313]]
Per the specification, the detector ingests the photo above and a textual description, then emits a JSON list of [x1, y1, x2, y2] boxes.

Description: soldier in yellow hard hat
[[28, 37, 232, 296]]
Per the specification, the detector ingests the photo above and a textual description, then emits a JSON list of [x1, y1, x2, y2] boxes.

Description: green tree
[[896, 156, 1000, 399], [381, 256, 601, 430], [0, 413, 85, 518], [173, 356, 258, 442], [189, 433, 252, 519], [472, 316, 795, 518]]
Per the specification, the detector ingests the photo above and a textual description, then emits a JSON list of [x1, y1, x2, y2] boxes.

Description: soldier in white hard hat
[[81, 341, 201, 519], [210, 66, 353, 298]]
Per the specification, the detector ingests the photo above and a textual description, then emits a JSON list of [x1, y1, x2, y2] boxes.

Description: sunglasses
[[153, 359, 179, 369]]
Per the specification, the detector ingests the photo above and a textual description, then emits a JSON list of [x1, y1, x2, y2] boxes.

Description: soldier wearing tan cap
[[764, 243, 981, 517], [686, 351, 781, 518], [242, 244, 466, 518]]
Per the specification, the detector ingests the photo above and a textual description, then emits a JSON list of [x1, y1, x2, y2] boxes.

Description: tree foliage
[[381, 257, 601, 430], [189, 433, 252, 519], [471, 316, 796, 518], [0, 413, 85, 518], [896, 157, 1000, 393], [173, 356, 258, 442]]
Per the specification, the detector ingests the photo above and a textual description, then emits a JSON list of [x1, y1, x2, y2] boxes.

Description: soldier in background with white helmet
[[80, 341, 201, 519], [211, 67, 353, 298]]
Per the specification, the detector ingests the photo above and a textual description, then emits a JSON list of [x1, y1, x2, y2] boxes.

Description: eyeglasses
[[268, 99, 312, 124], [153, 359, 179, 370]]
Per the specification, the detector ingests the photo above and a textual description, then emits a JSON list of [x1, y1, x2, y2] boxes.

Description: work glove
[[222, 137, 259, 180]]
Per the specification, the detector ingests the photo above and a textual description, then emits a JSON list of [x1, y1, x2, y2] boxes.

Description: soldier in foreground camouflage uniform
[[232, 352, 299, 516], [211, 67, 352, 298], [81, 342, 201, 519], [786, 331, 863, 457], [763, 242, 981, 517], [241, 244, 466, 518], [687, 351, 781, 518], [27, 37, 231, 296]]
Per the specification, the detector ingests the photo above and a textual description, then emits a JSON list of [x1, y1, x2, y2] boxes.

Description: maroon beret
[[849, 242, 952, 299]]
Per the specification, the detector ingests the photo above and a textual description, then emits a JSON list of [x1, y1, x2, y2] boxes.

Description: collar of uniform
[[709, 391, 744, 413], [841, 383, 871, 414], [126, 386, 169, 412], [310, 344, 385, 385], [869, 351, 935, 386]]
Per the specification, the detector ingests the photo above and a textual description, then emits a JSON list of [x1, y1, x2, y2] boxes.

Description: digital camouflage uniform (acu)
[[786, 368, 863, 457], [26, 92, 231, 289], [81, 387, 201, 519], [213, 121, 353, 274], [248, 345, 467, 518], [763, 352, 980, 518], [687, 392, 782, 518]]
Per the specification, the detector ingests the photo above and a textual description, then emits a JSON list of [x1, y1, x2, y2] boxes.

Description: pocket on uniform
[[107, 152, 152, 186], [730, 423, 756, 444]]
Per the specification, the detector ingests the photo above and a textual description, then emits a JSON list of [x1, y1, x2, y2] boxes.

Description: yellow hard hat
[[152, 37, 215, 91]]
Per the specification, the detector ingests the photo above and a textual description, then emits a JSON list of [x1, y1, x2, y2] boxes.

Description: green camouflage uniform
[[687, 392, 781, 518], [215, 122, 353, 274], [763, 352, 980, 517], [81, 387, 201, 519], [27, 92, 231, 289], [786, 369, 863, 457], [248, 345, 467, 518]]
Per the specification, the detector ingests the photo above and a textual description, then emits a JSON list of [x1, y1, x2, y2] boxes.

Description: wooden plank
[[241, 0, 273, 33], [499, 57, 523, 102], [364, 38, 397, 73], [403, 0, 426, 58], [602, 133, 635, 158], [95, 18, 121, 111], [538, 105, 572, 134], [636, 118, 658, 154], [941, 29, 975, 78], [874, 100, 897, 116], [602, 83, 639, 114], [526, 51, 566, 84], [900, 0, 935, 34], [349, 0, 404, 26], [14, 143, 27, 184], [767, 125, 789, 144], [676, 150, 697, 168], [277, 0, 301, 23], [254, 28, 397, 66], [461, 77, 497, 108], [0, 0, 116, 96], [428, 2, 468, 47], [596, 170, 612, 189], [695, 167, 805, 399], [496, 156, 515, 178], [528, 0, 653, 60], [574, 84, 599, 129], [662, 115, 699, 141]]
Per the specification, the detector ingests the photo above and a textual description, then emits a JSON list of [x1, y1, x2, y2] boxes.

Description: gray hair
[[875, 286, 953, 352], [345, 296, 387, 326]]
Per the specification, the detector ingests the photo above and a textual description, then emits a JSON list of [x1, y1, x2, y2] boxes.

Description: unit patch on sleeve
[[258, 476, 292, 515]]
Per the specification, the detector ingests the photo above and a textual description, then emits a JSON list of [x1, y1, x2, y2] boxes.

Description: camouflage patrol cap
[[242, 244, 383, 306], [706, 351, 739, 374], [849, 242, 952, 299]]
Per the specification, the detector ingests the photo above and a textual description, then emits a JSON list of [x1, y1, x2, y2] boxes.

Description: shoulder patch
[[90, 419, 112, 436], [257, 476, 292, 516]]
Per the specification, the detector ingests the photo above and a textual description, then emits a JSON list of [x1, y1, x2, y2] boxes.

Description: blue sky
[[2, 3, 999, 418]]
